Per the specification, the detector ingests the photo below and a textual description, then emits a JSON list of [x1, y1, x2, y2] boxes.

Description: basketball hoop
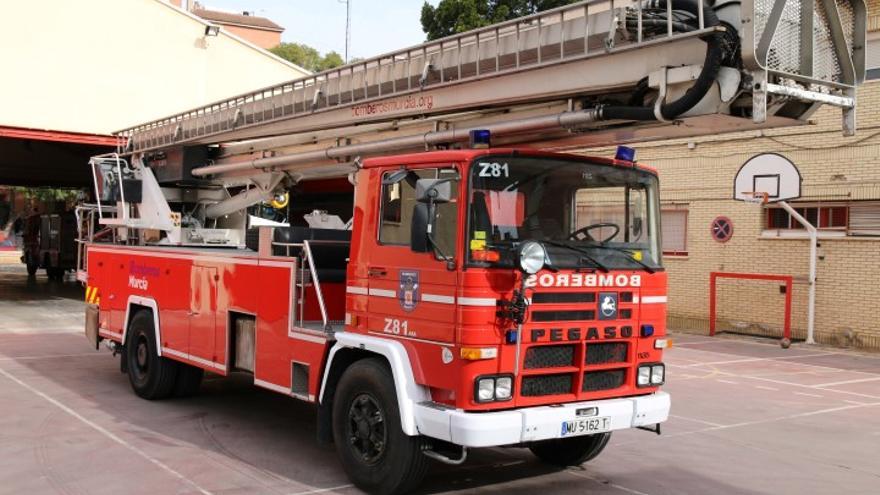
[[740, 191, 769, 205]]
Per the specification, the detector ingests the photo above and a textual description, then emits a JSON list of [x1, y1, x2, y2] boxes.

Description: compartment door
[[189, 266, 218, 364]]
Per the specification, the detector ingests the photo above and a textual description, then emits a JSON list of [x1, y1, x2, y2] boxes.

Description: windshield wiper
[[577, 243, 657, 274], [541, 240, 610, 273]]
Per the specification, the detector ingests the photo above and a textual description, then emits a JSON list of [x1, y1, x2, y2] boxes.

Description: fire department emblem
[[398, 270, 420, 312], [598, 292, 618, 321]]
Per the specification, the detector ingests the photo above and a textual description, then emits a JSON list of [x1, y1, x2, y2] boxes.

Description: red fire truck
[[79, 2, 863, 493]]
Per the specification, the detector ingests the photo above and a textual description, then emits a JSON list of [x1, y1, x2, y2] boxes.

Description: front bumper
[[414, 391, 670, 447]]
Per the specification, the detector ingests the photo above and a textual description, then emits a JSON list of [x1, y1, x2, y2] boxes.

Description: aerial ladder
[[84, 0, 866, 254]]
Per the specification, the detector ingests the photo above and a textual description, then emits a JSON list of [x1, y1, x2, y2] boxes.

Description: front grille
[[532, 292, 596, 304], [582, 369, 626, 392], [521, 374, 573, 396], [586, 342, 628, 365], [531, 310, 595, 322], [524, 345, 575, 369]]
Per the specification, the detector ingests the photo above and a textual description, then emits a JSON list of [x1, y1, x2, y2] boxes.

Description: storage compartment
[[233, 315, 256, 373]]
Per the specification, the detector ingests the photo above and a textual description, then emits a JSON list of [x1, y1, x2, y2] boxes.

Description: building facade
[[583, 3, 880, 350]]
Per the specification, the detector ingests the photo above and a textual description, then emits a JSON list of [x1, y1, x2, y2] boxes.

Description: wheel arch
[[318, 332, 430, 437], [122, 296, 162, 356]]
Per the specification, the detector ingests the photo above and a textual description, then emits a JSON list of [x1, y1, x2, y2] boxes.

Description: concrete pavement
[[0, 264, 878, 495]]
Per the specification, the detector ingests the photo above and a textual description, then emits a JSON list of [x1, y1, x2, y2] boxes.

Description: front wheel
[[332, 358, 429, 495], [529, 432, 611, 466]]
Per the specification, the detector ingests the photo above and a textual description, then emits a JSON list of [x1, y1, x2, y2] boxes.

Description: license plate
[[560, 416, 611, 437]]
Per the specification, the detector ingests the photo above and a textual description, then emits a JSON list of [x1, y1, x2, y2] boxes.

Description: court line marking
[[288, 484, 354, 495], [668, 362, 880, 399], [616, 402, 880, 446], [670, 365, 880, 400], [755, 385, 779, 391], [0, 366, 213, 495], [669, 414, 725, 428], [792, 391, 824, 398], [565, 469, 653, 495], [0, 353, 104, 362], [814, 377, 880, 387], [676, 352, 841, 368], [716, 379, 739, 385]]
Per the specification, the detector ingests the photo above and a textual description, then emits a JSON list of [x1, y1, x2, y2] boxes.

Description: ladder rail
[[115, 0, 865, 154]]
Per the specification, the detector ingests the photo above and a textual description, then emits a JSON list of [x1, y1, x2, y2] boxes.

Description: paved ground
[[1, 264, 879, 495]]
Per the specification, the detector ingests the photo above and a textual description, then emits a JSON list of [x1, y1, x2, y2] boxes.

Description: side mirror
[[415, 179, 452, 204], [410, 203, 431, 253]]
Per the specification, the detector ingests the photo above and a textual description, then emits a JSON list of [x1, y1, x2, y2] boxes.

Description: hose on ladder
[[600, 0, 735, 122]]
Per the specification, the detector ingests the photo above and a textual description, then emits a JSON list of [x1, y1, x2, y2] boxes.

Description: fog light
[[477, 378, 495, 402], [637, 367, 651, 386], [651, 364, 665, 385], [495, 376, 513, 400]]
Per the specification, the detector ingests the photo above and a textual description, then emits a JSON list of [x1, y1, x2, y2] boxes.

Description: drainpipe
[[778, 201, 817, 344]]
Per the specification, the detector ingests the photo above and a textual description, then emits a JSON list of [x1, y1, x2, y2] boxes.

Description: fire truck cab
[[85, 147, 670, 493]]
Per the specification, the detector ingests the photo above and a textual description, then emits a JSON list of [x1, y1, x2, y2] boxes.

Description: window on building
[[867, 39, 880, 81], [661, 208, 688, 256], [378, 168, 459, 256], [764, 202, 880, 237]]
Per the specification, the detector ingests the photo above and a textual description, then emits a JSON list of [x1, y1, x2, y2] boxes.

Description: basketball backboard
[[734, 153, 801, 203]]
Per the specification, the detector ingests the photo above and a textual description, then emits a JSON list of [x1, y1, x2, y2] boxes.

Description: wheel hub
[[347, 393, 386, 464]]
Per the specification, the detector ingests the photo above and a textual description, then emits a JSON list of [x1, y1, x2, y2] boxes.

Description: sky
[[200, 1, 440, 61]]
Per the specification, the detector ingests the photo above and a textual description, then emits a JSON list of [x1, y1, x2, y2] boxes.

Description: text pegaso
[[525, 273, 642, 289]]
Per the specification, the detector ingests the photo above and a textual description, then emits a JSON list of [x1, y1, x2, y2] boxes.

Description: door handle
[[368, 267, 387, 277]]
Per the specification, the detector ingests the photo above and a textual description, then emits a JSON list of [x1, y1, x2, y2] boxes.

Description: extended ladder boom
[[117, 0, 865, 165], [86, 0, 866, 250]]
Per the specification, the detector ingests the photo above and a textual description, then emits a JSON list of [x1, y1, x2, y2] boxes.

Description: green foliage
[[421, 0, 579, 40], [269, 42, 347, 72], [12, 187, 80, 203]]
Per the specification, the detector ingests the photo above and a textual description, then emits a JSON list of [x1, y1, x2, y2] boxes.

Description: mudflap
[[85, 303, 100, 350]]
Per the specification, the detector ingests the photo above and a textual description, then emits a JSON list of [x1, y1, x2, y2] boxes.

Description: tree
[[421, 0, 580, 41], [269, 43, 346, 73]]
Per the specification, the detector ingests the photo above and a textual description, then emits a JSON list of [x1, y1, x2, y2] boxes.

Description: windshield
[[467, 155, 662, 271]]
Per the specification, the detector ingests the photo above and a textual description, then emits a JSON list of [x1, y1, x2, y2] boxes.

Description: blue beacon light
[[615, 145, 636, 162], [470, 129, 491, 149]]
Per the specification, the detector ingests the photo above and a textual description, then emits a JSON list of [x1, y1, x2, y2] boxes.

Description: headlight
[[477, 378, 496, 402], [637, 367, 651, 386], [637, 363, 665, 387], [518, 241, 546, 274], [475, 375, 514, 402], [651, 364, 665, 385], [495, 376, 513, 400]]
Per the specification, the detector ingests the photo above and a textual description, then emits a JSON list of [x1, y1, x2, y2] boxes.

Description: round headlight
[[518, 241, 546, 274]]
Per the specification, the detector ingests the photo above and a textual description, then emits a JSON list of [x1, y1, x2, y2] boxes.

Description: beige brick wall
[[581, 79, 880, 350]]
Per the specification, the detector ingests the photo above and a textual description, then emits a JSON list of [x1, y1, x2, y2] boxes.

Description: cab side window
[[379, 168, 459, 257]]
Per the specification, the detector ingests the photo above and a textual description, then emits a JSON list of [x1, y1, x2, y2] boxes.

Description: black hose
[[602, 0, 725, 122]]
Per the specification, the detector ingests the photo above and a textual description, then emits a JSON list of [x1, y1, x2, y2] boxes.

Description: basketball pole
[[778, 201, 817, 345]]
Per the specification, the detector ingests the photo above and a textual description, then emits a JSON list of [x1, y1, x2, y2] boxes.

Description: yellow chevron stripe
[[85, 287, 94, 302]]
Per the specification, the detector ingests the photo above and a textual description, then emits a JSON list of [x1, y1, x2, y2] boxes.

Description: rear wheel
[[125, 311, 178, 399], [173, 364, 204, 397], [529, 432, 611, 466], [332, 358, 429, 495]]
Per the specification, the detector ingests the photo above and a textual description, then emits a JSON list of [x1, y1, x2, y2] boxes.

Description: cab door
[[365, 166, 460, 346]]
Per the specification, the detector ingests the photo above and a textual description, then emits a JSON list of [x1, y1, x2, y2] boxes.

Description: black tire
[[26, 263, 38, 276], [125, 311, 179, 400], [332, 358, 429, 495], [529, 432, 612, 467], [173, 363, 204, 397]]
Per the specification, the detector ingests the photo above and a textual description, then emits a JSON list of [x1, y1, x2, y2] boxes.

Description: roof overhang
[[0, 125, 119, 147]]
